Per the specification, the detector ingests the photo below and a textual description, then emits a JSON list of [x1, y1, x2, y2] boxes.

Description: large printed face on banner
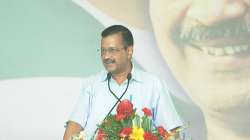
[[2, 0, 250, 140], [150, 0, 250, 139], [88, 0, 250, 139]]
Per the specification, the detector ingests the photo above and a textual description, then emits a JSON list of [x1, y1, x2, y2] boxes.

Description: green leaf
[[141, 116, 152, 131], [132, 114, 141, 128]]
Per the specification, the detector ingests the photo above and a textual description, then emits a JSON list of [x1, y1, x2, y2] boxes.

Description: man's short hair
[[101, 25, 134, 48]]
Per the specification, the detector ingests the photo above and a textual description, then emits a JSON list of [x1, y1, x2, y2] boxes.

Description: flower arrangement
[[71, 99, 185, 140]]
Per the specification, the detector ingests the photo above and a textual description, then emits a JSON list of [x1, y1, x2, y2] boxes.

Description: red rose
[[116, 99, 133, 119], [115, 113, 125, 121], [144, 131, 158, 140], [157, 126, 166, 136], [119, 127, 132, 138], [142, 108, 152, 117], [96, 129, 107, 140]]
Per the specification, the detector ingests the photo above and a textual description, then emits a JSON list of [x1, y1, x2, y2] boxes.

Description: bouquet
[[72, 99, 185, 140]]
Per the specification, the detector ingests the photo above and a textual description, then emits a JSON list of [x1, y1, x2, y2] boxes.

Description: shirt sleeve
[[153, 79, 184, 131], [67, 86, 93, 129]]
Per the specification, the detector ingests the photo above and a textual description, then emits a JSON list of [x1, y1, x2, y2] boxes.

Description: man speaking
[[63, 25, 183, 140]]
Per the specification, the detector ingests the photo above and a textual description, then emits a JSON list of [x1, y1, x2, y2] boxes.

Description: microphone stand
[[104, 73, 131, 120], [91, 73, 132, 140]]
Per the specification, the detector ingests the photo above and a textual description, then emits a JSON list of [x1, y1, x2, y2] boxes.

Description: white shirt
[[68, 68, 183, 139]]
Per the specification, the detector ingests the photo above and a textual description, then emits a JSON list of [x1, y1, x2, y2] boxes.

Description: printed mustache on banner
[[171, 12, 250, 44]]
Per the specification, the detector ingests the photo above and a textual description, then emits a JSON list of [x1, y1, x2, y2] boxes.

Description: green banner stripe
[[0, 0, 105, 79]]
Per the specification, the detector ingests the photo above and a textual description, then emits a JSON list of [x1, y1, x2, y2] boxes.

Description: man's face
[[101, 33, 132, 74], [150, 0, 250, 119]]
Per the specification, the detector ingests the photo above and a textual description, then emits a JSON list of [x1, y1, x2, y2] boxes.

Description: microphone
[[127, 73, 132, 81], [107, 72, 112, 80]]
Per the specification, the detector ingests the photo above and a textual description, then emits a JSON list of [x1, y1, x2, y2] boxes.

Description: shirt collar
[[99, 66, 143, 83]]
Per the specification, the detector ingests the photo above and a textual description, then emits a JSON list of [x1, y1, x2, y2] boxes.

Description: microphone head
[[107, 72, 112, 80], [127, 73, 132, 81]]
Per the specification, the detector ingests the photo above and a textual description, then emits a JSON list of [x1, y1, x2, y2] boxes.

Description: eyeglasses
[[97, 47, 125, 55]]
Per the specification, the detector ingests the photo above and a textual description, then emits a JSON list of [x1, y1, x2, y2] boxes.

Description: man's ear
[[127, 46, 133, 59], [88, 0, 151, 30]]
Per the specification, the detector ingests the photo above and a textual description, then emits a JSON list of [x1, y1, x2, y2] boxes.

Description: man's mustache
[[103, 59, 115, 64], [173, 16, 250, 43]]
